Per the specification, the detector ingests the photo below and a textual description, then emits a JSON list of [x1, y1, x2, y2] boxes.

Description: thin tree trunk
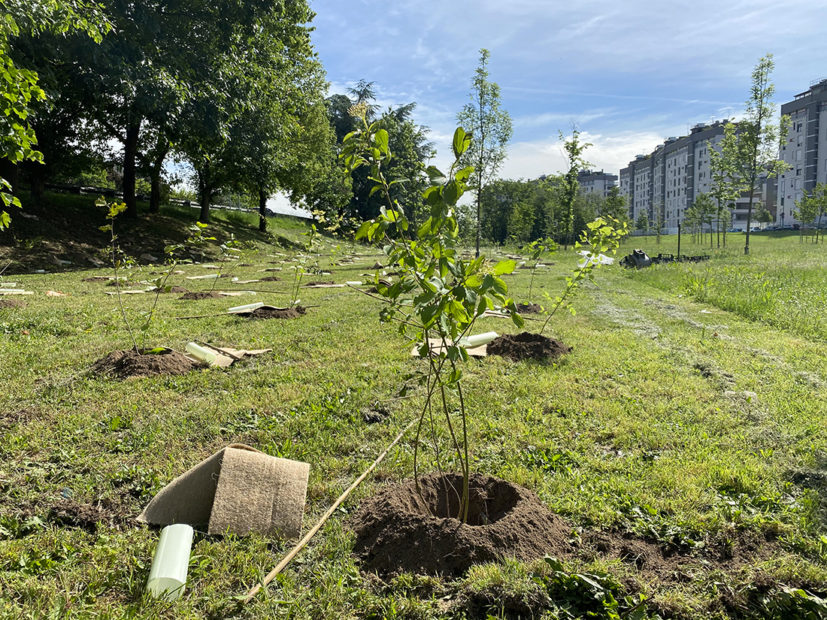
[[122, 121, 141, 218], [197, 162, 212, 222], [744, 176, 756, 255], [148, 145, 169, 214], [258, 188, 268, 232]]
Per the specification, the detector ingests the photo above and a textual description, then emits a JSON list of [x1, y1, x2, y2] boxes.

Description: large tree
[[0, 0, 107, 229], [734, 54, 789, 254], [457, 48, 512, 257], [327, 85, 433, 223]]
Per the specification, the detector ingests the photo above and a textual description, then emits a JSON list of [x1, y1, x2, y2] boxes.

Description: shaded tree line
[[479, 179, 629, 246], [3, 0, 350, 230]]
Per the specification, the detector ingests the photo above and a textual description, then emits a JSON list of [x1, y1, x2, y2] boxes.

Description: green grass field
[[0, 211, 825, 619]]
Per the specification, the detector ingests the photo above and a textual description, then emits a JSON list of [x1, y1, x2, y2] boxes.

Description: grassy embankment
[[0, 200, 825, 618]]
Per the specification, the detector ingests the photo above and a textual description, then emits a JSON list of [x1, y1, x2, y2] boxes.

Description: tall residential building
[[618, 120, 775, 232], [619, 121, 728, 231], [776, 78, 827, 226], [577, 170, 617, 197]]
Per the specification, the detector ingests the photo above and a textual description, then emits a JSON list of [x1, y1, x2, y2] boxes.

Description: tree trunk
[[258, 188, 268, 232], [30, 166, 46, 203], [196, 161, 212, 223], [744, 177, 757, 255], [122, 121, 140, 218], [148, 145, 169, 214], [199, 189, 211, 223]]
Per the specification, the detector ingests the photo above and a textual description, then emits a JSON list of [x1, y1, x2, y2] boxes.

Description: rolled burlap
[[137, 444, 309, 539]]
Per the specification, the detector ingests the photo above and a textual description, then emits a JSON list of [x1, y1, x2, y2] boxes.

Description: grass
[[0, 209, 825, 618]]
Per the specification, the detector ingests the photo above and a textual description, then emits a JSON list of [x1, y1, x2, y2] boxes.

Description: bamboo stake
[[241, 418, 416, 605]]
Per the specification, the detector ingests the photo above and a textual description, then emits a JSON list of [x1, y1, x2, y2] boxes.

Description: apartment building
[[619, 121, 729, 231], [776, 78, 827, 226], [577, 170, 617, 197]]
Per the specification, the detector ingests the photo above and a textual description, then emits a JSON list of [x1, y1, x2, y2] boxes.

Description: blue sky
[[308, 0, 827, 180]]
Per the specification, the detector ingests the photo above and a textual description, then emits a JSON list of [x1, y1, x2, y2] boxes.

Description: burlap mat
[[137, 444, 309, 539]]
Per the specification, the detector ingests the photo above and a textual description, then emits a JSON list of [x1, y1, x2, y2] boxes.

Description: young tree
[[708, 123, 742, 248], [655, 203, 664, 245], [734, 54, 789, 254], [457, 48, 512, 257], [601, 185, 630, 227], [693, 193, 717, 248], [794, 183, 827, 244], [559, 129, 591, 249], [635, 211, 649, 234]]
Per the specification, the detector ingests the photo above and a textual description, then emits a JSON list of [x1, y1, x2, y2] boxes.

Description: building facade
[[618, 121, 776, 232], [776, 78, 827, 226], [577, 170, 617, 197]]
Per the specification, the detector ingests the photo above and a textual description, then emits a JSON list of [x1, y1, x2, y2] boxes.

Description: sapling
[[208, 234, 242, 293], [98, 197, 213, 352], [342, 109, 522, 523], [525, 236, 557, 303], [538, 217, 627, 335]]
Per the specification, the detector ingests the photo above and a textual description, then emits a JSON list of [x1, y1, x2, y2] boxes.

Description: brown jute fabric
[[137, 444, 309, 539]]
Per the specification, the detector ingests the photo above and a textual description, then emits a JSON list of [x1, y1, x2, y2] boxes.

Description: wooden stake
[[241, 418, 416, 605]]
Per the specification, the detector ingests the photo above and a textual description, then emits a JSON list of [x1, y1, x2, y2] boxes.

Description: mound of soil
[[179, 291, 221, 300], [0, 299, 25, 309], [349, 473, 571, 576], [248, 305, 307, 319], [487, 333, 571, 362], [516, 303, 542, 314], [260, 276, 281, 282], [306, 280, 335, 286], [166, 285, 188, 294], [91, 349, 199, 378]]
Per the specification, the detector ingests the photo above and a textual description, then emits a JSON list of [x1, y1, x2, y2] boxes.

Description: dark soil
[[487, 333, 571, 362], [0, 299, 25, 309], [82, 276, 115, 282], [260, 276, 281, 281], [91, 349, 199, 378], [166, 285, 188, 294], [247, 305, 307, 319], [516, 303, 543, 314], [45, 499, 131, 533], [350, 473, 572, 576], [0, 406, 38, 429], [305, 280, 335, 286], [179, 291, 221, 300], [372, 262, 384, 269]]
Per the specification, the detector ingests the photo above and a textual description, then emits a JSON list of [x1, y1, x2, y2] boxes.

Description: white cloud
[[499, 130, 670, 180]]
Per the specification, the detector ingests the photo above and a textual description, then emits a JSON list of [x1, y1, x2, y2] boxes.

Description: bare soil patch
[[179, 291, 221, 300], [350, 473, 572, 576], [46, 499, 131, 533], [0, 407, 38, 429], [487, 333, 571, 362], [0, 299, 25, 309], [516, 303, 543, 314], [91, 349, 199, 378], [305, 280, 335, 286], [247, 305, 307, 320], [260, 276, 281, 282]]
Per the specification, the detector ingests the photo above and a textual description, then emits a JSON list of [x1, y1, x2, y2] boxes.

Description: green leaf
[[374, 129, 389, 155], [426, 166, 446, 183], [452, 127, 468, 158], [492, 259, 516, 275]]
